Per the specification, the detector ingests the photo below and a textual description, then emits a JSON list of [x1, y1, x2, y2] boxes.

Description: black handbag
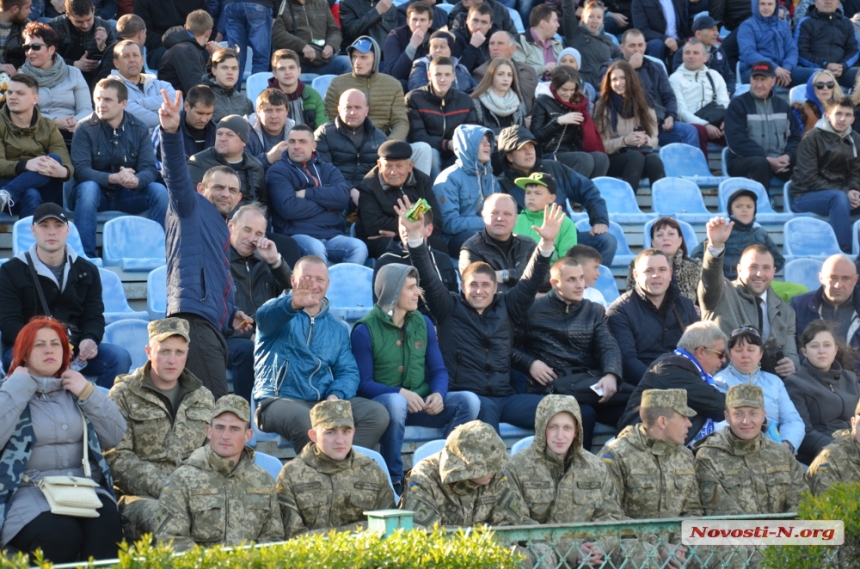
[[694, 72, 727, 126]]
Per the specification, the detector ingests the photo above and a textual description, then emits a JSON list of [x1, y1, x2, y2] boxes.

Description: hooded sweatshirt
[[737, 0, 797, 77], [432, 124, 500, 239]]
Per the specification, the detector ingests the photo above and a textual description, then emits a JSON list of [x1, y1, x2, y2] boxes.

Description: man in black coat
[[339, 0, 398, 55], [134, 0, 208, 69], [49, 0, 117, 87], [384, 0, 436, 88], [618, 321, 727, 446], [630, 0, 690, 63], [447, 0, 515, 35], [451, 2, 495, 72], [0, 0, 29, 76], [157, 10, 213, 96]]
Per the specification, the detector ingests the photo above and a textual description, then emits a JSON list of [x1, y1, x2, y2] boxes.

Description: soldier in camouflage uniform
[[694, 384, 806, 515], [104, 318, 215, 541], [807, 398, 860, 495], [275, 400, 395, 538], [154, 395, 284, 551], [400, 420, 531, 527]]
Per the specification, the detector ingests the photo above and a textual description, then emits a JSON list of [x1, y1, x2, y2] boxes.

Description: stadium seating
[[575, 219, 636, 267], [327, 263, 373, 321], [718, 177, 795, 223], [591, 177, 655, 224], [254, 451, 283, 481], [246, 72, 272, 105], [248, 397, 290, 448], [783, 218, 843, 262], [596, 264, 620, 303], [651, 177, 713, 224], [311, 75, 336, 100], [438, 2, 454, 12], [102, 217, 166, 272], [100, 268, 148, 324], [783, 258, 823, 292], [564, 198, 589, 222], [659, 143, 726, 187], [852, 219, 860, 257], [508, 8, 525, 33], [13, 217, 102, 266], [643, 217, 699, 250], [412, 439, 446, 466], [511, 435, 534, 455], [353, 445, 397, 500], [147, 265, 167, 320], [789, 85, 806, 105], [103, 319, 148, 372]]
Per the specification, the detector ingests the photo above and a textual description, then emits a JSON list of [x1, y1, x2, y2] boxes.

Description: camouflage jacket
[[508, 395, 626, 524], [104, 364, 214, 498], [806, 430, 860, 496], [154, 445, 284, 551], [693, 428, 807, 515], [598, 424, 703, 519], [276, 443, 395, 538]]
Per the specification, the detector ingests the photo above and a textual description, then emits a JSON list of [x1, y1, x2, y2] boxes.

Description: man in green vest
[[351, 264, 480, 494]]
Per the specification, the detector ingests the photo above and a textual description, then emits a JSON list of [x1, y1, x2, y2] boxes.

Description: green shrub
[[1, 527, 522, 569], [761, 482, 860, 569]]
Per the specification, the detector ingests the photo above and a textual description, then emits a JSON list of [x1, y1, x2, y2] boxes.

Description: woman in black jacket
[[530, 65, 609, 179], [470, 58, 527, 134]]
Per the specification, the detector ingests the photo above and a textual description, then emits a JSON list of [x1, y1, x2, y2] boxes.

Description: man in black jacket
[[630, 0, 690, 63], [452, 2, 494, 72], [177, 85, 217, 159], [400, 196, 563, 432], [0, 0, 29, 76], [607, 248, 699, 384], [157, 10, 213, 96], [226, 203, 292, 402], [134, 0, 208, 69], [49, 0, 116, 87], [793, 0, 859, 88], [0, 203, 132, 387], [340, 0, 398, 54], [447, 0, 515, 35], [384, 1, 435, 88], [618, 321, 727, 446], [94, 13, 146, 83]]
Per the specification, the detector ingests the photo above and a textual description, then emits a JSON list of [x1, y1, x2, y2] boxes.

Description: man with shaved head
[[792, 254, 860, 353]]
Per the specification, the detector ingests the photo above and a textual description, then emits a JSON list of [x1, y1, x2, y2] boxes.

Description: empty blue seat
[[311, 75, 336, 100], [596, 264, 620, 304], [438, 2, 454, 11], [575, 219, 636, 267], [103, 319, 149, 372], [511, 435, 534, 455], [852, 219, 860, 256], [245, 72, 272, 105], [499, 423, 534, 439], [102, 217, 166, 272], [564, 198, 588, 222], [254, 451, 283, 481], [658, 143, 727, 187], [327, 263, 373, 321], [789, 85, 806, 105], [651, 177, 713, 224], [412, 439, 446, 466], [643, 217, 699, 250], [718, 177, 795, 223], [353, 445, 398, 500], [591, 177, 655, 224], [14, 216, 102, 266], [508, 7, 525, 32], [783, 218, 843, 262], [147, 265, 167, 320], [99, 268, 148, 324], [783, 258, 823, 291]]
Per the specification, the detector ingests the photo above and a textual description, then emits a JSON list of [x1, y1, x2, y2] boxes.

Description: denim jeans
[[658, 120, 700, 148], [291, 233, 369, 265], [70, 181, 169, 257], [577, 226, 618, 267], [225, 1, 273, 75], [226, 337, 254, 402], [3, 343, 132, 389], [476, 393, 545, 432], [301, 55, 353, 76], [791, 190, 860, 253], [0, 153, 65, 218], [373, 391, 480, 483]]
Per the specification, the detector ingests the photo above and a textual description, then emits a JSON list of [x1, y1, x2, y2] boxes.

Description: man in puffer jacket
[[736, 0, 796, 85], [794, 0, 860, 88]]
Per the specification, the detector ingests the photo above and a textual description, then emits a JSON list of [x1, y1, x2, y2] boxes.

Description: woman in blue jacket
[[737, 0, 797, 84]]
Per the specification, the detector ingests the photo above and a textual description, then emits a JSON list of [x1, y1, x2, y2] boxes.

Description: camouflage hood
[[440, 421, 507, 485], [533, 395, 584, 461]]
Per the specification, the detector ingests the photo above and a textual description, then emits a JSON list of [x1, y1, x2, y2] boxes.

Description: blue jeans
[[477, 393, 544, 432], [70, 181, 169, 257], [225, 2, 273, 75], [291, 233, 369, 265], [301, 55, 352, 76], [791, 190, 860, 253], [0, 153, 65, 218], [226, 336, 254, 402], [659, 120, 699, 148], [2, 343, 132, 389], [645, 38, 668, 60], [374, 391, 480, 483], [577, 228, 618, 267]]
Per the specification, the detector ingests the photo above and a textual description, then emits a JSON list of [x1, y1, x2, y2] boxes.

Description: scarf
[[552, 88, 606, 153], [478, 88, 521, 118], [22, 54, 69, 89], [673, 347, 715, 445]]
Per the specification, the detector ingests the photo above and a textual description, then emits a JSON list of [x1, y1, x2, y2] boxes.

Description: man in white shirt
[[669, 39, 730, 142]]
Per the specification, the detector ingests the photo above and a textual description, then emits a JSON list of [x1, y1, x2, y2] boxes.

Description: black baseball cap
[[750, 61, 776, 78], [32, 203, 68, 225], [692, 15, 721, 33]]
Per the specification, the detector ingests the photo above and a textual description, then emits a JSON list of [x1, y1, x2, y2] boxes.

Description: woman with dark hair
[[20, 22, 92, 143], [470, 58, 527, 133], [593, 59, 665, 191], [0, 317, 126, 562], [714, 326, 805, 455], [785, 319, 860, 464], [625, 216, 701, 301], [530, 65, 609, 178]]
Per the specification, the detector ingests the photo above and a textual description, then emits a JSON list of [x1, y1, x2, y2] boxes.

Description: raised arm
[[158, 90, 199, 218]]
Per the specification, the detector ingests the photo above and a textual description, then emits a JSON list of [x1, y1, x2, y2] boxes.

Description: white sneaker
[[0, 190, 12, 215]]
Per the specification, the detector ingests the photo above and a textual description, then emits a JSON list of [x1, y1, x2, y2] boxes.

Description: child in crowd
[[512, 173, 577, 260], [566, 244, 608, 308]]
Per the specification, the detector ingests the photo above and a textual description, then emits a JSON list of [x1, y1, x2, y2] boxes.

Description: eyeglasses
[[704, 348, 727, 359], [23, 43, 45, 52], [814, 82, 836, 90], [731, 325, 761, 339]]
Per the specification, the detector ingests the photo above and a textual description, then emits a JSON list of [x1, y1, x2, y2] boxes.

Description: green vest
[[358, 305, 430, 397]]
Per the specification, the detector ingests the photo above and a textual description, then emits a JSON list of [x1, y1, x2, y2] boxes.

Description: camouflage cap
[[641, 389, 696, 417], [212, 394, 251, 422], [148, 318, 190, 343], [310, 400, 354, 429], [725, 384, 765, 409], [440, 420, 508, 484]]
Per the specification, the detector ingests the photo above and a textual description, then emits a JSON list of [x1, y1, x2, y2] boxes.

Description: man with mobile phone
[[49, 0, 115, 87]]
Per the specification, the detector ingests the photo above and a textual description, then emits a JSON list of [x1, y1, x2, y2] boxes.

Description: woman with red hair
[[0, 317, 126, 563]]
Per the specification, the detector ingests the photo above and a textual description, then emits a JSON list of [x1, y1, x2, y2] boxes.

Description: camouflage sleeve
[[276, 471, 310, 539], [695, 455, 741, 516], [104, 387, 169, 498], [375, 471, 396, 511], [807, 447, 841, 496], [153, 473, 197, 552], [259, 487, 286, 543], [593, 469, 627, 522], [400, 472, 443, 528], [597, 445, 627, 507], [784, 455, 809, 512], [488, 473, 533, 526]]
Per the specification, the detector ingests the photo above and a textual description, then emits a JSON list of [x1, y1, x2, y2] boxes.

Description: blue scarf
[[673, 347, 715, 445]]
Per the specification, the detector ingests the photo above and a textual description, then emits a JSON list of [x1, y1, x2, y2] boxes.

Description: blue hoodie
[[432, 125, 500, 239], [737, 0, 797, 78]]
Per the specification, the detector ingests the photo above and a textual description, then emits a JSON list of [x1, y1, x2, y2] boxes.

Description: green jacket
[[0, 105, 73, 179], [513, 207, 577, 261], [357, 305, 429, 396]]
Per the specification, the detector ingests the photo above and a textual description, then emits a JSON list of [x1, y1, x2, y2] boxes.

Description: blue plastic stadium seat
[[103, 319, 149, 372], [564, 198, 588, 222], [99, 268, 148, 324], [412, 439, 446, 466], [651, 177, 713, 224], [102, 217, 166, 272], [311, 75, 336, 101], [245, 72, 272, 105], [499, 423, 534, 439], [254, 451, 283, 481], [789, 85, 806, 105], [248, 397, 288, 448], [575, 219, 636, 267], [353, 445, 398, 500], [783, 218, 844, 262], [511, 435, 534, 455], [718, 177, 795, 223], [852, 219, 860, 256], [659, 143, 727, 187], [596, 264, 620, 304], [438, 2, 454, 12], [147, 265, 167, 320], [783, 258, 823, 291], [591, 177, 656, 224], [327, 263, 373, 321], [14, 216, 102, 266], [508, 7, 525, 33], [643, 217, 699, 250]]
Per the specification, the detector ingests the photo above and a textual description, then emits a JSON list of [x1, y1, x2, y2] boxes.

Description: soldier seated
[[694, 384, 806, 515], [105, 318, 214, 541], [805, 398, 860, 496], [154, 395, 285, 550], [275, 400, 395, 538]]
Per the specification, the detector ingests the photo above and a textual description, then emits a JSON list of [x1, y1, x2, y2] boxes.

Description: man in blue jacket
[[736, 0, 796, 86], [157, 89, 253, 399], [791, 254, 860, 352], [253, 255, 389, 452], [793, 0, 860, 88]]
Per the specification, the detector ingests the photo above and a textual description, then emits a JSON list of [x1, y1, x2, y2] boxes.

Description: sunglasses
[[731, 325, 761, 339], [814, 82, 836, 90], [705, 348, 727, 359], [23, 43, 46, 52]]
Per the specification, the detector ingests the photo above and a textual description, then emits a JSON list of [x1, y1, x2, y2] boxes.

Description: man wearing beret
[[275, 400, 395, 538], [694, 383, 806, 515], [105, 318, 215, 541], [806, 398, 860, 496], [155, 394, 284, 550]]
